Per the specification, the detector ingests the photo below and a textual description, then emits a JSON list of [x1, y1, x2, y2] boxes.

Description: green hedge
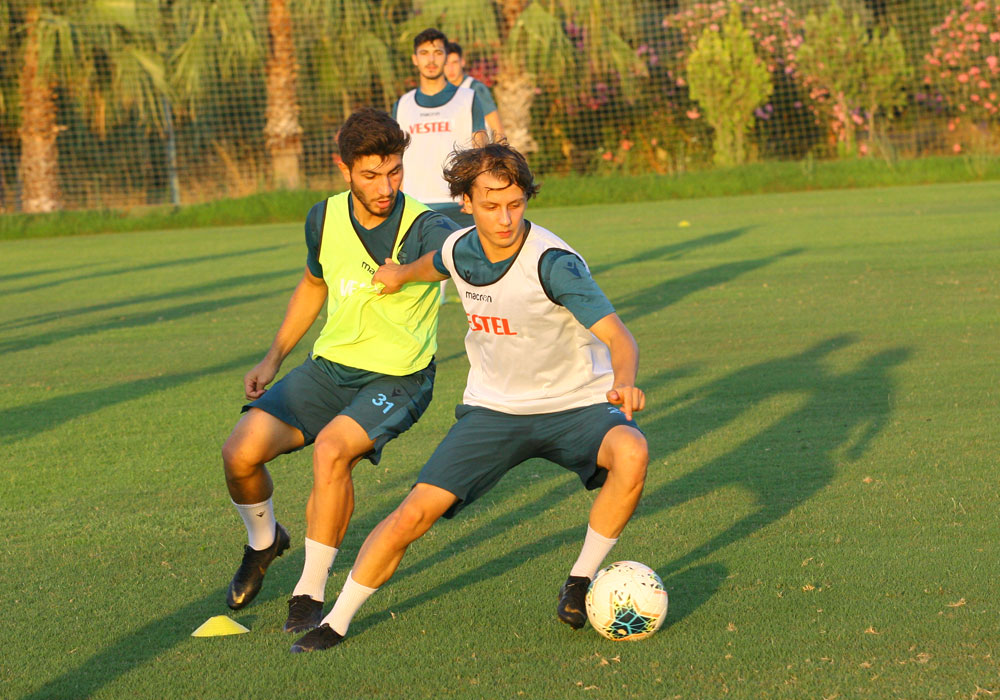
[[2, 155, 999, 240]]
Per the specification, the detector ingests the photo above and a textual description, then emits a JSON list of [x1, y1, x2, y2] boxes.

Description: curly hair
[[337, 108, 410, 169], [443, 142, 540, 201]]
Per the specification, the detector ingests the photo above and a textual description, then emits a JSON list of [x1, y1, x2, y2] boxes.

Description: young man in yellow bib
[[290, 142, 648, 652], [220, 108, 458, 635]]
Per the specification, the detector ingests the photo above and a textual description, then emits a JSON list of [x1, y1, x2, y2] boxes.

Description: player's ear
[[411, 53, 419, 67], [336, 156, 351, 184], [461, 193, 473, 214]]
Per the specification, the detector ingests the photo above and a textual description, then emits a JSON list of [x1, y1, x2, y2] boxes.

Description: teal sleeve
[[433, 250, 449, 276], [391, 99, 399, 120], [415, 212, 460, 256], [305, 200, 326, 278], [471, 94, 487, 132], [539, 249, 615, 329], [471, 80, 498, 114]]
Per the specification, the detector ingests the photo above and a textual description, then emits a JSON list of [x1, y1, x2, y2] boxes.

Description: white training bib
[[396, 87, 475, 205], [442, 223, 614, 414]]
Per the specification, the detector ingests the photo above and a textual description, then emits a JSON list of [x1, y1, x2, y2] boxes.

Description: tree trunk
[[494, 0, 537, 154], [18, 5, 62, 213], [264, 0, 303, 189], [494, 59, 537, 155]]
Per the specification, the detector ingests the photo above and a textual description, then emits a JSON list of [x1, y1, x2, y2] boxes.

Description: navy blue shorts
[[244, 356, 435, 465], [417, 402, 640, 518]]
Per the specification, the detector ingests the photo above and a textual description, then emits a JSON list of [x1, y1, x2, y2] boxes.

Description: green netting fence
[[1, 0, 997, 212]]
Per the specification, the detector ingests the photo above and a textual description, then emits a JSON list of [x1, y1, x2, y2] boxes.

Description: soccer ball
[[585, 561, 668, 641]]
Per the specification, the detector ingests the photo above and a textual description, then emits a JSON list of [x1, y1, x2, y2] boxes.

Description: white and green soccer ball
[[585, 561, 668, 641]]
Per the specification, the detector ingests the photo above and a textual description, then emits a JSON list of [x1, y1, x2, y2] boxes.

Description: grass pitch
[[1, 182, 997, 699]]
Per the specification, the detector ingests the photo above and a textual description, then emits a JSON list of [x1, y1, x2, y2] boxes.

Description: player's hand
[[244, 359, 279, 400], [372, 258, 406, 295], [607, 384, 645, 421]]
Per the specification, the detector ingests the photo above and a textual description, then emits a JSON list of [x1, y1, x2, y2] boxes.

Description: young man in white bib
[[443, 41, 504, 141], [395, 28, 490, 304], [220, 108, 458, 635], [290, 142, 649, 652]]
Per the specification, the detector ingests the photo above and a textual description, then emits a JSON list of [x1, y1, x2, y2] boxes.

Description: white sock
[[569, 525, 619, 580], [292, 538, 338, 601], [321, 571, 378, 636], [233, 498, 276, 550]]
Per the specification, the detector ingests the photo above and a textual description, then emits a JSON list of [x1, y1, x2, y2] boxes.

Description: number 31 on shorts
[[372, 393, 394, 414]]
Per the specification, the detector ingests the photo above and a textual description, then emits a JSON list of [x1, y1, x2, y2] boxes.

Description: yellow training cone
[[191, 615, 249, 637]]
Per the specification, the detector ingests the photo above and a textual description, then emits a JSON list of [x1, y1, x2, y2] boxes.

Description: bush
[[663, 0, 815, 159], [923, 0, 1000, 152], [686, 6, 773, 166], [797, 1, 911, 157]]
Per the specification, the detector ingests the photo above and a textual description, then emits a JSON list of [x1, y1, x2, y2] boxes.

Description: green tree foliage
[[686, 4, 772, 167], [405, 0, 647, 156], [797, 1, 911, 157]]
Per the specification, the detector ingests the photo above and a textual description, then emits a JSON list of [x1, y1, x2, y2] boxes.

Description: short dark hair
[[337, 108, 410, 169], [445, 41, 463, 57], [444, 141, 540, 201], [413, 28, 447, 53]]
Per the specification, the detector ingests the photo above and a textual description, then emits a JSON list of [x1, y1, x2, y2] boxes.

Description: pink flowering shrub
[[663, 0, 804, 78], [663, 0, 816, 157], [924, 0, 1000, 147], [796, 1, 911, 157]]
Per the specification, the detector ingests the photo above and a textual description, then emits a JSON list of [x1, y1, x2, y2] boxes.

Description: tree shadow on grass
[[616, 248, 803, 324], [18, 580, 293, 700], [0, 267, 299, 333], [588, 228, 753, 278], [0, 262, 100, 286], [639, 336, 910, 581], [352, 336, 907, 639], [0, 352, 262, 445], [0, 286, 288, 356], [0, 243, 291, 299]]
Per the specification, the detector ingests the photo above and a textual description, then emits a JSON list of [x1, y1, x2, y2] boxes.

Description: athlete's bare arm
[[485, 111, 504, 140], [589, 313, 645, 421], [372, 252, 448, 295], [244, 268, 328, 399]]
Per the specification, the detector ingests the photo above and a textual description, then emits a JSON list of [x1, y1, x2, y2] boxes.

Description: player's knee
[[221, 435, 260, 481], [384, 501, 436, 545], [610, 432, 648, 488], [312, 434, 354, 481]]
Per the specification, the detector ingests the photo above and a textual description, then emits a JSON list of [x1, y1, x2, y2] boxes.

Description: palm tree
[[402, 0, 648, 154], [7, 1, 167, 212], [264, 0, 302, 188], [16, 4, 60, 213], [294, 0, 398, 122]]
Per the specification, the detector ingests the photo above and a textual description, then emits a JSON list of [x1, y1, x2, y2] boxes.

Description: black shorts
[[417, 402, 640, 518], [244, 356, 435, 465]]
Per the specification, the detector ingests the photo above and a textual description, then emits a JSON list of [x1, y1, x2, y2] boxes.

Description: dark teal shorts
[[243, 356, 435, 465], [417, 402, 640, 518]]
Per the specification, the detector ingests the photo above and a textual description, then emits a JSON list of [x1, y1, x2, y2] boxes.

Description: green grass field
[[2, 182, 997, 699]]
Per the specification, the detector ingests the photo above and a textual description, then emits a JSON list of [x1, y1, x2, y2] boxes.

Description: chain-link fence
[[1, 0, 997, 212]]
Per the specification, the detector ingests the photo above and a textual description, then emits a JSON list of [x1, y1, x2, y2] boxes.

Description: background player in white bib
[[290, 142, 649, 652], [395, 28, 489, 304], [444, 41, 504, 141]]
